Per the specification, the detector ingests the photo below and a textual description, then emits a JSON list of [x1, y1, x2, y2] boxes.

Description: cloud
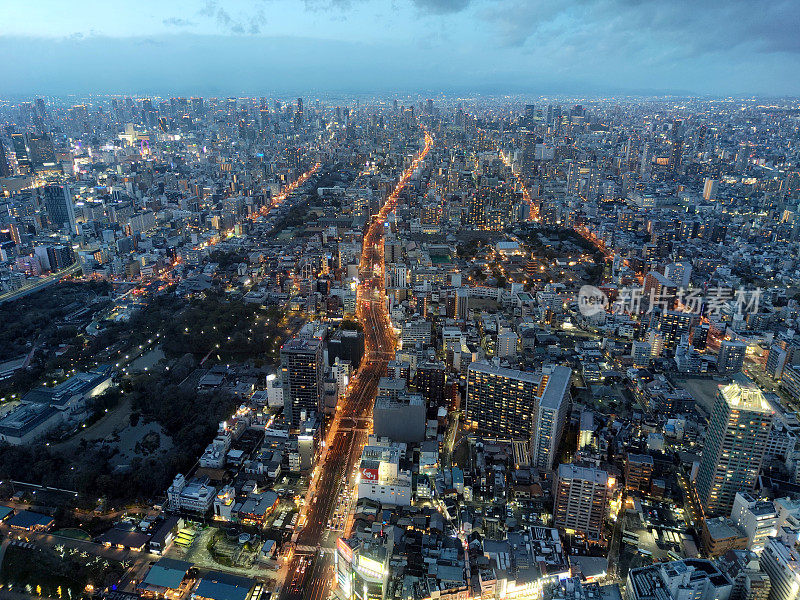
[[163, 17, 195, 27], [483, 0, 800, 56], [300, 0, 471, 14], [411, 0, 471, 13], [196, 0, 267, 34]]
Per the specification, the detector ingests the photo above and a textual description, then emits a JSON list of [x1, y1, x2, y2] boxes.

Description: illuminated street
[[278, 131, 433, 600]]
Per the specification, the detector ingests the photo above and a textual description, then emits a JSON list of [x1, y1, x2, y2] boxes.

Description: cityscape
[[2, 3, 800, 600]]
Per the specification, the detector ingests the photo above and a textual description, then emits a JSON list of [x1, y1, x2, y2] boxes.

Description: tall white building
[[532, 365, 572, 470]]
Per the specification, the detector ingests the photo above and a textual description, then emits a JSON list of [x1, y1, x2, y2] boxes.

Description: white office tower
[[730, 492, 777, 553]]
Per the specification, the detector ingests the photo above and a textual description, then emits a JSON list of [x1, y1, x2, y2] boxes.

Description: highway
[[0, 261, 81, 304], [278, 130, 433, 600]]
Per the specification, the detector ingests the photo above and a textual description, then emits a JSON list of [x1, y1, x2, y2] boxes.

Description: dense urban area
[[0, 95, 800, 600]]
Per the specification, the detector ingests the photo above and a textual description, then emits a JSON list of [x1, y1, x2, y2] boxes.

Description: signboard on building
[[337, 537, 353, 563], [360, 467, 379, 482]]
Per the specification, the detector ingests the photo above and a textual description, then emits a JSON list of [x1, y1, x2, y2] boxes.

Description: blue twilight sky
[[1, 0, 799, 96]]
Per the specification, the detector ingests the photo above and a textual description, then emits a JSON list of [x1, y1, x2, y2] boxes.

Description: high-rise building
[[415, 361, 446, 409], [40, 184, 76, 234], [695, 381, 773, 516], [643, 271, 679, 313], [10, 133, 30, 173], [664, 261, 692, 289], [27, 133, 56, 167], [657, 310, 698, 350], [0, 141, 12, 177], [670, 120, 683, 172], [373, 393, 425, 443], [531, 365, 572, 471], [704, 178, 720, 201], [46, 245, 75, 271], [497, 330, 518, 358], [280, 337, 323, 427], [465, 362, 539, 440], [631, 341, 652, 367], [553, 463, 609, 543], [293, 97, 303, 129], [466, 363, 571, 462]]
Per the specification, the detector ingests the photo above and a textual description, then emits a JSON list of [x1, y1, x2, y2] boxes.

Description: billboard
[[337, 538, 354, 563], [360, 467, 379, 482]]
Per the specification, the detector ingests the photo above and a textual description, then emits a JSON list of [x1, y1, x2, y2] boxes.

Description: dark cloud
[[300, 0, 471, 13], [481, 0, 800, 58], [196, 0, 266, 34], [412, 0, 471, 13]]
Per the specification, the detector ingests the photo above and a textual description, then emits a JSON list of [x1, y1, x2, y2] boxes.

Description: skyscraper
[[281, 337, 323, 427], [293, 97, 303, 129], [670, 119, 683, 172], [27, 133, 57, 168], [40, 184, 77, 234], [531, 365, 571, 471], [10, 133, 30, 173], [465, 362, 539, 440], [466, 362, 571, 467], [695, 381, 773, 516], [415, 360, 446, 410], [0, 142, 11, 177]]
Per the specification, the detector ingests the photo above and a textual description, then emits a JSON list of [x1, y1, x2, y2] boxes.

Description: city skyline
[[2, 5, 800, 597]]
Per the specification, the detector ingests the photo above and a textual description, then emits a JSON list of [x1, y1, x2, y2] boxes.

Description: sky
[[2, 0, 799, 96]]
